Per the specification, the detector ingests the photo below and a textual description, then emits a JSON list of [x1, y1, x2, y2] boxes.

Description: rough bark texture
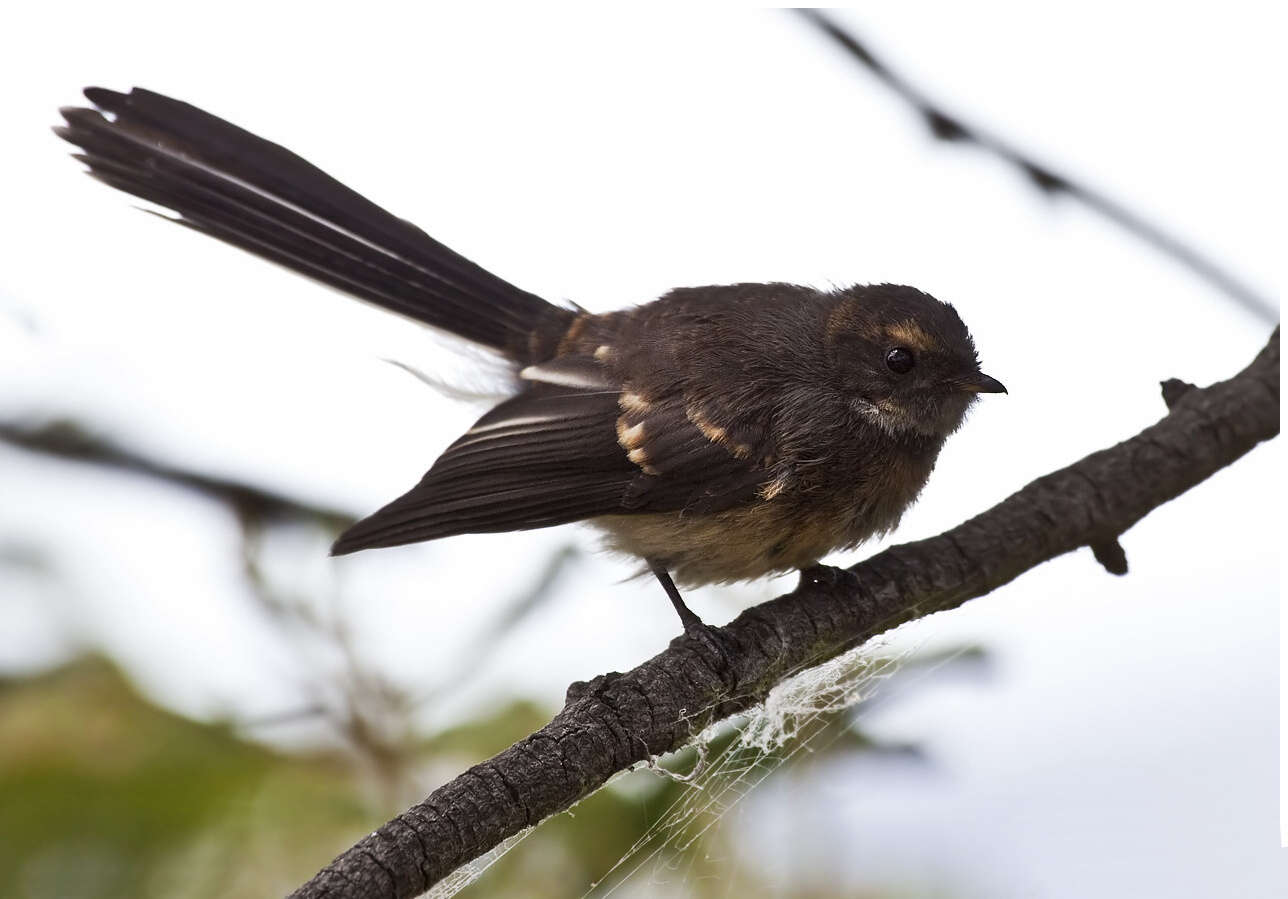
[[291, 329, 1279, 899]]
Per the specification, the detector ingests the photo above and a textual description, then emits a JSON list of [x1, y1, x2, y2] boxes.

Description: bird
[[55, 87, 1006, 640]]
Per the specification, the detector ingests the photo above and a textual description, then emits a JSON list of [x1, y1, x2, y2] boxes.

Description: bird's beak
[[960, 372, 1007, 394]]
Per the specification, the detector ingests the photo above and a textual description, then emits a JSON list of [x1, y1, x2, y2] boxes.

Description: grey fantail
[[56, 87, 1006, 637]]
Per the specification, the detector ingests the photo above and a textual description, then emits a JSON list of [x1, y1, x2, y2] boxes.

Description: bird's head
[[825, 284, 1005, 438]]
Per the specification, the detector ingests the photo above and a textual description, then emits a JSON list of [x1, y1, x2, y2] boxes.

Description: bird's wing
[[332, 356, 775, 553]]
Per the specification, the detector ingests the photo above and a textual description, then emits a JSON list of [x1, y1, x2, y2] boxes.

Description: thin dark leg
[[648, 561, 735, 683], [648, 560, 707, 637]]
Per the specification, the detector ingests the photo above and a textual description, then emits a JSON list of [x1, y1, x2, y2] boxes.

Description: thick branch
[[293, 329, 1279, 899]]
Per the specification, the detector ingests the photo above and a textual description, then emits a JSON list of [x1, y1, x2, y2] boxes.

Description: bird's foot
[[649, 561, 736, 685], [672, 618, 736, 686]]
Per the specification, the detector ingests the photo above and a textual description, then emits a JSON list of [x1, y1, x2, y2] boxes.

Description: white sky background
[[1, 4, 1282, 897]]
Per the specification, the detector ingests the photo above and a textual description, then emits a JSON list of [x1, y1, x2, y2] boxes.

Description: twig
[[795, 10, 1277, 324], [290, 330, 1279, 898], [0, 418, 353, 529]]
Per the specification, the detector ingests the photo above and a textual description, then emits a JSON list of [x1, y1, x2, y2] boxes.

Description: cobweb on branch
[[580, 633, 928, 897], [424, 627, 972, 899], [424, 828, 535, 899]]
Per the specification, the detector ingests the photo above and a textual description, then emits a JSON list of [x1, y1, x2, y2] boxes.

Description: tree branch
[[292, 328, 1279, 898]]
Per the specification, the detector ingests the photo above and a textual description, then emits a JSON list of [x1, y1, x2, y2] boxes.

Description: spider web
[[424, 828, 536, 899], [579, 634, 919, 897], [423, 625, 970, 898]]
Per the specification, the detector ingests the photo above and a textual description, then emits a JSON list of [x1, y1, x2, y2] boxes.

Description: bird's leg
[[648, 561, 708, 637], [648, 561, 735, 681]]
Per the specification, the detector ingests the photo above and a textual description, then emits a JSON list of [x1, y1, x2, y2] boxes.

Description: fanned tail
[[56, 87, 573, 360]]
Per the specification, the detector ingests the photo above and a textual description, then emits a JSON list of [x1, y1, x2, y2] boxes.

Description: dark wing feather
[[332, 381, 633, 552], [332, 359, 778, 553], [621, 403, 775, 515]]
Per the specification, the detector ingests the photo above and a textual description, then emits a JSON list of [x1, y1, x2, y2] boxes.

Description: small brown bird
[[57, 87, 1006, 638]]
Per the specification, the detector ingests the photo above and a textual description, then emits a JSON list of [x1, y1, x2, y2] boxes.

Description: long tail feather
[[57, 87, 572, 359]]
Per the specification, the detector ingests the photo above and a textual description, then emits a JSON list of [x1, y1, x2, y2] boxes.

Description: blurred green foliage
[[0, 657, 376, 898], [0, 645, 977, 897], [0, 657, 737, 897]]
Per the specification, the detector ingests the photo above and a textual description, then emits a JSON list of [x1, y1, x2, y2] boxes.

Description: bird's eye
[[885, 347, 915, 374]]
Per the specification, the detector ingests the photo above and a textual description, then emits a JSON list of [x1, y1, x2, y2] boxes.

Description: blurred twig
[[239, 522, 419, 808], [1, 414, 579, 780], [1, 415, 419, 796], [0, 542, 52, 573], [796, 10, 1277, 324], [414, 545, 581, 707], [0, 417, 354, 530]]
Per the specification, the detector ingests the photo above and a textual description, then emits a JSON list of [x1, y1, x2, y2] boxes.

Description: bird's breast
[[593, 440, 937, 587]]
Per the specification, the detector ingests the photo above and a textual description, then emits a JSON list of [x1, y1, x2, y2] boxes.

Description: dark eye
[[885, 347, 915, 374]]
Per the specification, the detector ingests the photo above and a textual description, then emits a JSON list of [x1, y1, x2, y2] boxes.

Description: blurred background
[[1, 5, 1281, 898]]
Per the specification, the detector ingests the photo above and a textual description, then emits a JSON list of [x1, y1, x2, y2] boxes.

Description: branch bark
[[292, 328, 1279, 899]]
